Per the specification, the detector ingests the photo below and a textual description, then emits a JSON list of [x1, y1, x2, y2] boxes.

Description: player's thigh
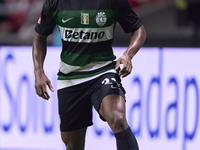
[[61, 127, 87, 149], [99, 94, 128, 133], [99, 94, 126, 121]]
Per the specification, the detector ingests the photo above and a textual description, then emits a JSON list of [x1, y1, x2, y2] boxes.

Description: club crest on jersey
[[96, 12, 107, 27], [81, 13, 89, 25]]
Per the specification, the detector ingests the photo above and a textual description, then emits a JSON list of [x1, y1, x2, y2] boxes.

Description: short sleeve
[[117, 0, 142, 33], [34, 0, 56, 36]]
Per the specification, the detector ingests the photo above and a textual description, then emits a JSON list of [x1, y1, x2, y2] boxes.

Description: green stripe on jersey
[[53, 10, 118, 28], [61, 49, 116, 66]]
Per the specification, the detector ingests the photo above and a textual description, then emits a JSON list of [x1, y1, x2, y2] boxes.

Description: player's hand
[[34, 72, 54, 100], [115, 54, 132, 78]]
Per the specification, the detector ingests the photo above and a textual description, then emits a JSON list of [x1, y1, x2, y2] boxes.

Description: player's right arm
[[32, 0, 56, 100], [32, 32, 54, 100]]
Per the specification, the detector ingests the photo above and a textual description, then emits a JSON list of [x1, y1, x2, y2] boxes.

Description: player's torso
[[47, 0, 119, 81]]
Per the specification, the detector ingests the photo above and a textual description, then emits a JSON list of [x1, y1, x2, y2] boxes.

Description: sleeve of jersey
[[34, 0, 56, 36], [117, 0, 143, 33]]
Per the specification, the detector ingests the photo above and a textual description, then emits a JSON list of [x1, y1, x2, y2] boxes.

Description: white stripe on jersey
[[58, 23, 114, 43], [59, 60, 113, 74]]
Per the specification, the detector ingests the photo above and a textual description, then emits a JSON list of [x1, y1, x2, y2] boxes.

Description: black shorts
[[57, 73, 126, 132]]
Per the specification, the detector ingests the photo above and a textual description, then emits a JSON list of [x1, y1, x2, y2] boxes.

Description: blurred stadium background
[[0, 0, 200, 47], [0, 0, 200, 150]]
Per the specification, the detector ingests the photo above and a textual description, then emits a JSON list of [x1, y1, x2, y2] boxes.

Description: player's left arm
[[115, 25, 146, 78]]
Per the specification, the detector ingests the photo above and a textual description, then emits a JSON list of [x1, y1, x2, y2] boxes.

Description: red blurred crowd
[[0, 0, 44, 36]]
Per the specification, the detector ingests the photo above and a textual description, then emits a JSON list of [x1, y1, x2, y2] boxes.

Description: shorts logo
[[96, 12, 107, 27], [81, 13, 89, 25], [102, 78, 120, 89]]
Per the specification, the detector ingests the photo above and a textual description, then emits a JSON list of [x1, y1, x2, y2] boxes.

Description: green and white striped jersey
[[35, 0, 142, 88]]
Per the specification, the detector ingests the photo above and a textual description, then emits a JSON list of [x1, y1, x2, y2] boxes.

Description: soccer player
[[32, 0, 146, 149]]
